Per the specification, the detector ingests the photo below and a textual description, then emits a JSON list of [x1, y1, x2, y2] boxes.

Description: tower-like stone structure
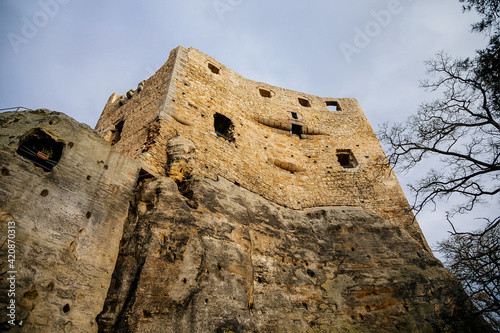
[[0, 46, 493, 332], [96, 46, 427, 249]]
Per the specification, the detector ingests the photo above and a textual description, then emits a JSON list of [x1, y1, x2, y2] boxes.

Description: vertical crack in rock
[[245, 208, 255, 313], [97, 175, 207, 332], [176, 178, 198, 209], [96, 181, 154, 332], [110, 251, 148, 333]]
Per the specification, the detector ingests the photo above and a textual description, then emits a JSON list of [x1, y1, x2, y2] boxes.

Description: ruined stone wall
[[0, 110, 140, 332], [95, 47, 182, 175], [96, 46, 427, 249]]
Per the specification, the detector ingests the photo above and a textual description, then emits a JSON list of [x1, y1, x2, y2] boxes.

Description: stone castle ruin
[[0, 46, 493, 332]]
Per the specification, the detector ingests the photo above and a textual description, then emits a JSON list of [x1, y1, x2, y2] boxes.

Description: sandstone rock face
[[0, 45, 495, 332], [0, 110, 140, 332], [97, 176, 491, 332], [0, 110, 492, 332]]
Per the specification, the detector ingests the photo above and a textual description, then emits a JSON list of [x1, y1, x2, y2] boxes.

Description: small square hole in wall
[[291, 124, 302, 136], [259, 88, 272, 98], [208, 63, 220, 74], [336, 149, 358, 168], [288, 111, 302, 121], [326, 101, 341, 111], [298, 97, 311, 107]]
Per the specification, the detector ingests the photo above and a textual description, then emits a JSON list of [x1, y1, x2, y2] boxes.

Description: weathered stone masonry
[[0, 110, 140, 332], [96, 46, 427, 249]]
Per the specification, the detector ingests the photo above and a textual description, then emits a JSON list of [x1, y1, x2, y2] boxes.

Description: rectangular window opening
[[214, 113, 235, 142], [291, 124, 302, 136], [336, 149, 358, 168], [326, 101, 341, 111]]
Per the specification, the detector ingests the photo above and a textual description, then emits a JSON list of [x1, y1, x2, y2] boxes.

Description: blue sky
[[0, 0, 492, 254]]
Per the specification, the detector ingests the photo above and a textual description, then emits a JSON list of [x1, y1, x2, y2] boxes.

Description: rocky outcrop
[[0, 110, 493, 332], [0, 110, 140, 332], [97, 175, 491, 332]]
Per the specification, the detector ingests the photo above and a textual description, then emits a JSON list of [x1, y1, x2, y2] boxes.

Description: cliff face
[[0, 110, 140, 332], [0, 110, 493, 332], [95, 175, 489, 332]]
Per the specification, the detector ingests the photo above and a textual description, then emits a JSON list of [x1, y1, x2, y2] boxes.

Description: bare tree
[[379, 0, 499, 328], [378, 50, 500, 216], [437, 217, 499, 331]]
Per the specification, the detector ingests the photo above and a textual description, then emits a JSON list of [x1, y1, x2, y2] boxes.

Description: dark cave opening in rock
[[16, 128, 65, 172]]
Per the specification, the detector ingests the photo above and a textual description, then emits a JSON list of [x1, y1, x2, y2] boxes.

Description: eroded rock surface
[[97, 176, 491, 332], [166, 135, 196, 182], [0, 110, 493, 332], [0, 110, 140, 332]]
